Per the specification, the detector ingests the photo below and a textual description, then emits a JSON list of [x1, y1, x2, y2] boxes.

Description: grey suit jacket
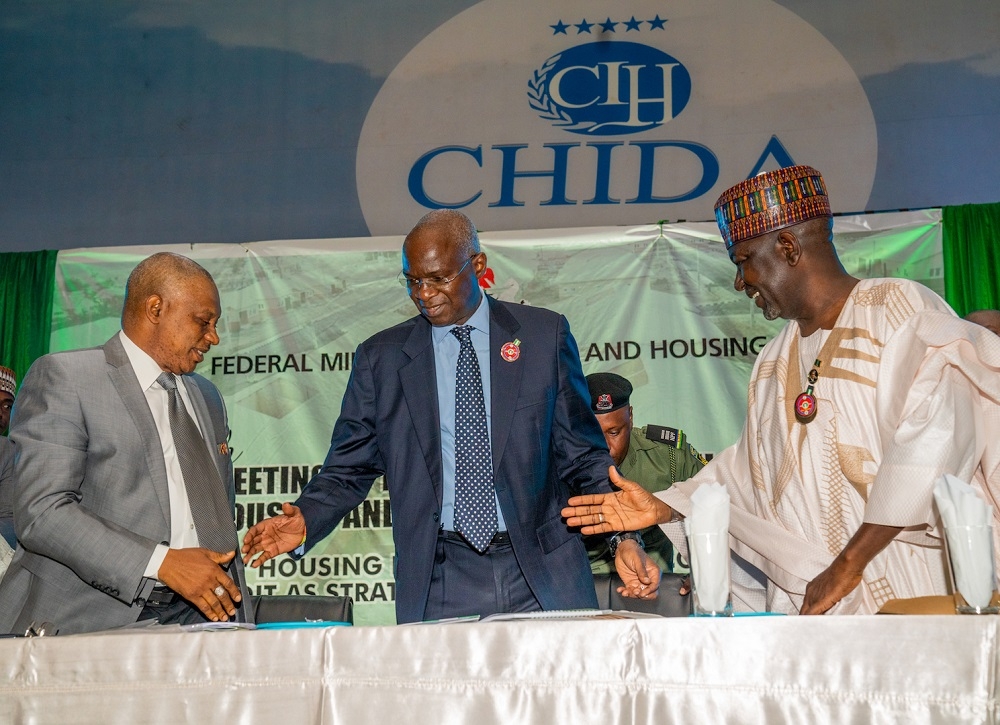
[[0, 334, 249, 635]]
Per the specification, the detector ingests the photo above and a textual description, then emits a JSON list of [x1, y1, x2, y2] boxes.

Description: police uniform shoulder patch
[[645, 424, 684, 449]]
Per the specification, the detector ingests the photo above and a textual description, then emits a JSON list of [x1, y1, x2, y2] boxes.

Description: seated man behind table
[[585, 372, 706, 576], [0, 364, 12, 578], [0, 365, 17, 549]]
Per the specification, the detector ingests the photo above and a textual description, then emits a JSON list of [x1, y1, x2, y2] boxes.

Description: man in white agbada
[[564, 165, 1000, 615]]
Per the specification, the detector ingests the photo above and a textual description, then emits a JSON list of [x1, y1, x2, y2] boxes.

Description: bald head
[[123, 253, 215, 325], [401, 210, 486, 327], [122, 252, 222, 374], [965, 309, 1000, 337], [405, 209, 481, 259]]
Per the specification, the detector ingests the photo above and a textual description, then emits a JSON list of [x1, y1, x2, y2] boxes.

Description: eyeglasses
[[398, 255, 476, 291]]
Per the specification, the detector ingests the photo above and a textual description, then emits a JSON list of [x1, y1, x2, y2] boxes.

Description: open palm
[[561, 466, 669, 534]]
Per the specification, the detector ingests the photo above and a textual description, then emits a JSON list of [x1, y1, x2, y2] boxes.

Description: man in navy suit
[[243, 210, 658, 623]]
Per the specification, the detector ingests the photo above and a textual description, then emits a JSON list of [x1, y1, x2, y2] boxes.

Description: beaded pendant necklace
[[794, 359, 821, 424]]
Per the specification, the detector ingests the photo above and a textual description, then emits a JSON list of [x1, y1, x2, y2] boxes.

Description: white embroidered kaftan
[[661, 278, 1000, 614]]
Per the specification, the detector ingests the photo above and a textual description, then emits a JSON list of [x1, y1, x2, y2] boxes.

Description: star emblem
[[550, 20, 569, 35], [623, 16, 642, 31], [648, 15, 667, 30], [599, 17, 617, 33], [575, 19, 594, 34]]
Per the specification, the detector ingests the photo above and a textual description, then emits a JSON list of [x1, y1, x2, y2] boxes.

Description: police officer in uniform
[[585, 372, 707, 576]]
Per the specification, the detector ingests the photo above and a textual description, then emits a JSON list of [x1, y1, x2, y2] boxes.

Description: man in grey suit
[[0, 252, 251, 635]]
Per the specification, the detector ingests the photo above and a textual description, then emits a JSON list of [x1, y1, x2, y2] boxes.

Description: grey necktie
[[451, 325, 498, 552], [157, 372, 238, 553]]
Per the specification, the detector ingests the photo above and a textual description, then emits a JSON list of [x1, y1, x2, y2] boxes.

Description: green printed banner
[[50, 212, 942, 624]]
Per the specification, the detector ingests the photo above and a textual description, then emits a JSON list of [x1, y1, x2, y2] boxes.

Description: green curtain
[[942, 201, 1000, 317], [0, 250, 59, 388]]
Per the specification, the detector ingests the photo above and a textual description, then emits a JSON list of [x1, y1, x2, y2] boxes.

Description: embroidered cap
[[714, 165, 831, 248], [586, 372, 632, 414], [0, 366, 16, 397]]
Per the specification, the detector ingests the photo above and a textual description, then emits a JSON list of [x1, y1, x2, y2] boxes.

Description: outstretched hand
[[242, 502, 306, 567], [561, 466, 672, 535]]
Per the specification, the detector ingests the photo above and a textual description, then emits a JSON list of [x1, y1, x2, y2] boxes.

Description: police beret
[[586, 372, 632, 414]]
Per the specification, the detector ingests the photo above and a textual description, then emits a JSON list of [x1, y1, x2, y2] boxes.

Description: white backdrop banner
[[49, 211, 942, 624]]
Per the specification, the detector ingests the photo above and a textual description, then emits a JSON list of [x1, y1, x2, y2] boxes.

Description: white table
[[1, 615, 997, 724]]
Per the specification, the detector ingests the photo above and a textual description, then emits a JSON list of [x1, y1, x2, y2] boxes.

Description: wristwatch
[[608, 531, 645, 557]]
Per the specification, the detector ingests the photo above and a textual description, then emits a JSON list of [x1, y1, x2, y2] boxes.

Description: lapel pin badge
[[218, 442, 230, 456], [500, 338, 521, 363]]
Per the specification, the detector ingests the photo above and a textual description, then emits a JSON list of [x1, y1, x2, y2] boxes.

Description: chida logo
[[356, 3, 877, 234], [528, 41, 692, 135]]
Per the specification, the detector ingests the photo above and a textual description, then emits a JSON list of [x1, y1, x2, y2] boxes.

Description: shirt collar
[[118, 330, 172, 391]]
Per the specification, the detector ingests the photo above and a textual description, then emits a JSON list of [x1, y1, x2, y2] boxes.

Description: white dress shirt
[[118, 331, 201, 581]]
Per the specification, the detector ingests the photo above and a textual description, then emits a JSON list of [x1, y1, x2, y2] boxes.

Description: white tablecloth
[[1, 615, 997, 723]]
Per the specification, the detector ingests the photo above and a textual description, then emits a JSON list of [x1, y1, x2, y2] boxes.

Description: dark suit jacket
[[296, 296, 613, 623], [0, 334, 249, 635]]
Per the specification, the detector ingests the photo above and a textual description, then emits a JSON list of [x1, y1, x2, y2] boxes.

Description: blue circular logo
[[528, 41, 692, 135]]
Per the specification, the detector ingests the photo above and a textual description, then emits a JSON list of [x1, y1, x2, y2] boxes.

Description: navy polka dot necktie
[[450, 325, 498, 552]]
